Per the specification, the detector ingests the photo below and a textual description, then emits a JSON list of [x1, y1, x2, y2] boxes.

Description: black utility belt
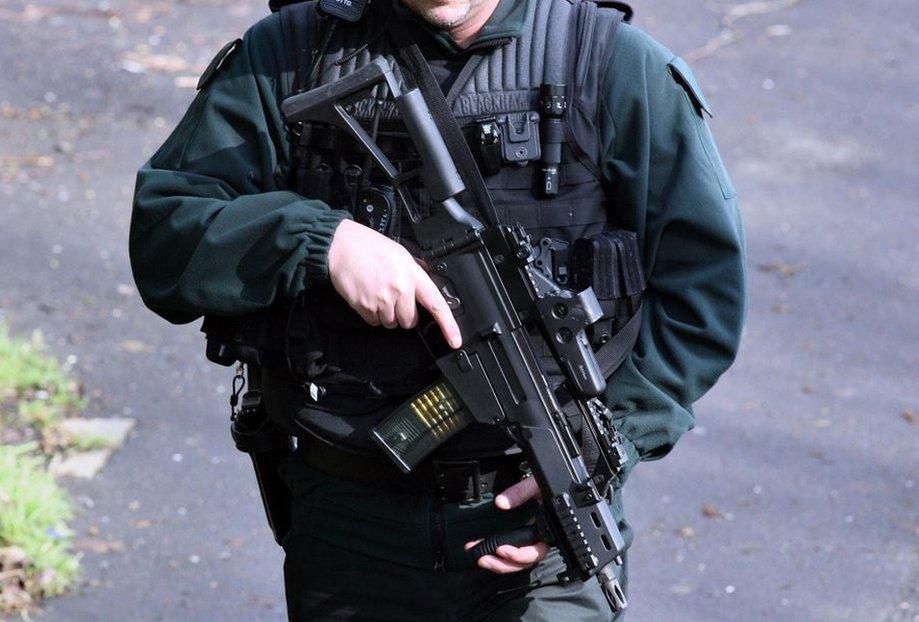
[[297, 435, 527, 504]]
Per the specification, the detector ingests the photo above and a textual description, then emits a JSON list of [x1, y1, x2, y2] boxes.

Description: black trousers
[[284, 534, 627, 621], [280, 463, 629, 621]]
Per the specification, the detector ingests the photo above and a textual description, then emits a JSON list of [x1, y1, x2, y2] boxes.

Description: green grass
[[0, 443, 78, 607], [65, 432, 117, 452], [0, 324, 81, 611], [0, 324, 85, 430]]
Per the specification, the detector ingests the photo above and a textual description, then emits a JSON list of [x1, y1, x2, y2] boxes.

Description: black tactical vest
[[220, 0, 643, 454]]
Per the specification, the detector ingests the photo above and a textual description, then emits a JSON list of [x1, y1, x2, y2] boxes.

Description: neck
[[448, 0, 501, 47], [400, 0, 503, 49]]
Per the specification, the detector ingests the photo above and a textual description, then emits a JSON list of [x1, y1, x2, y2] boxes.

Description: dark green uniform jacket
[[129, 0, 746, 486]]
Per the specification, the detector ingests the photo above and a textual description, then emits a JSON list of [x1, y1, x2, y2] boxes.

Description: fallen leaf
[[1, 155, 55, 168], [120, 51, 189, 74], [119, 340, 153, 354], [75, 539, 125, 554], [723, 0, 802, 28], [902, 410, 917, 425], [0, 547, 28, 569], [701, 504, 721, 519], [757, 259, 806, 279]]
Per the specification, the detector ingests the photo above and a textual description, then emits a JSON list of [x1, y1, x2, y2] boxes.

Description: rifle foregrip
[[470, 525, 540, 560]]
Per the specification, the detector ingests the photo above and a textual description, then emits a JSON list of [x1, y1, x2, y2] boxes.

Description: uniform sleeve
[[597, 25, 746, 481], [129, 14, 351, 324]]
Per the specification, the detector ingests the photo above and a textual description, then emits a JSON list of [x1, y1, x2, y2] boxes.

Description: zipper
[[431, 500, 447, 573]]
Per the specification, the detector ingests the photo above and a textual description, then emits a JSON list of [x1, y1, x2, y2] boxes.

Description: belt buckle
[[433, 460, 483, 504]]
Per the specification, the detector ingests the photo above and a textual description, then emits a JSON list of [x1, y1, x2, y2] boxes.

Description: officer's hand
[[328, 220, 462, 348], [464, 476, 550, 574]]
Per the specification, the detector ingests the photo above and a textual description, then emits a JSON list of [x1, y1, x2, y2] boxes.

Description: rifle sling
[[393, 37, 501, 228], [595, 303, 641, 377]]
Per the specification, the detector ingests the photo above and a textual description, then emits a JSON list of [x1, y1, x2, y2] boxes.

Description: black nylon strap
[[594, 0, 633, 22], [563, 0, 624, 183], [280, 3, 313, 93], [392, 38, 500, 228], [595, 303, 641, 376], [246, 362, 263, 392], [280, 2, 339, 94], [443, 51, 489, 106], [596, 10, 625, 93], [562, 0, 597, 179]]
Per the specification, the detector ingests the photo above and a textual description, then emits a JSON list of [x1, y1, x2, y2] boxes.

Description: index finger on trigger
[[414, 267, 462, 348]]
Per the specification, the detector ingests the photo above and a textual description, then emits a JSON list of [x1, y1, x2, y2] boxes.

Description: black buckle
[[495, 112, 541, 164], [433, 460, 485, 503]]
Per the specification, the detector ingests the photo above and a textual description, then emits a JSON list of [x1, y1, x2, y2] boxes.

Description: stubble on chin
[[403, 0, 474, 30]]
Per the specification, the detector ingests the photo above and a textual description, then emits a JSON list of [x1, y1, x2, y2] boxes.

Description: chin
[[414, 2, 472, 29]]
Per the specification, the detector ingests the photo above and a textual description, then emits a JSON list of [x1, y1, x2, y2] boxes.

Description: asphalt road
[[0, 0, 916, 620]]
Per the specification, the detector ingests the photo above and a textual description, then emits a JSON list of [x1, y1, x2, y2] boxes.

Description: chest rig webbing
[[287, 0, 620, 211], [275, 0, 639, 397]]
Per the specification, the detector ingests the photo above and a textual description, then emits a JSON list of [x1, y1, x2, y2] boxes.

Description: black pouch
[[571, 230, 645, 344], [230, 382, 293, 544], [282, 289, 437, 410], [202, 312, 282, 368]]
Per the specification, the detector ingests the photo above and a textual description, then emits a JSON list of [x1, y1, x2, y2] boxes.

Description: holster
[[230, 365, 293, 545]]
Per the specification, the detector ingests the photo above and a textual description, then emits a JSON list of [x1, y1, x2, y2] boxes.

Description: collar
[[390, 0, 530, 57]]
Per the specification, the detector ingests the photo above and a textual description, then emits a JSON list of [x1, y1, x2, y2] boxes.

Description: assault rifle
[[281, 56, 630, 611]]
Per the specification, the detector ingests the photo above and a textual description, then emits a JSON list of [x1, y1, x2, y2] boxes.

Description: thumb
[[495, 476, 540, 510]]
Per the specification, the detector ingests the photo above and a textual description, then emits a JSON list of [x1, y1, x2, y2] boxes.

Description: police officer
[[129, 0, 746, 617]]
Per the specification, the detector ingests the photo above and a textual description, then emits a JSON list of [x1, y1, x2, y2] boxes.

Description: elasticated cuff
[[299, 208, 353, 285]]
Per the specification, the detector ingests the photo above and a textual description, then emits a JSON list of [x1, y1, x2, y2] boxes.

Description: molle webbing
[[275, 0, 630, 393], [281, 0, 623, 146], [450, 0, 568, 118], [564, 0, 623, 172]]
